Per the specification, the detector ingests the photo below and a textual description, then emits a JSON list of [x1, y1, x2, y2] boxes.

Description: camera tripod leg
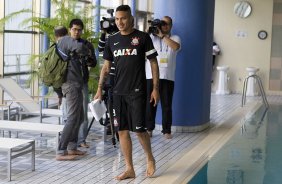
[[86, 117, 95, 137], [107, 91, 117, 147]]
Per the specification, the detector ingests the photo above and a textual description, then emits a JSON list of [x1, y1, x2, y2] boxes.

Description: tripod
[[86, 85, 118, 147]]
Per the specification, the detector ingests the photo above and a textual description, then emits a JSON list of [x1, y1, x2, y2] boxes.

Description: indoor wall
[[213, 0, 275, 94]]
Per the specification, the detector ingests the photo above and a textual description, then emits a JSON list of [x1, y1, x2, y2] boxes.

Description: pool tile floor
[[0, 94, 281, 184]]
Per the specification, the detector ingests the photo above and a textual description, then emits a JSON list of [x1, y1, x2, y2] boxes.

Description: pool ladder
[[241, 74, 269, 108]]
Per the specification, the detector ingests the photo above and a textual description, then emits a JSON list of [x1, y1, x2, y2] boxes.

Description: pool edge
[[150, 101, 262, 184]]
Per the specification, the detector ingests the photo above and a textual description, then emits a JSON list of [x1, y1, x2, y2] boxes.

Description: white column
[[246, 67, 259, 96], [0, 0, 4, 104], [216, 66, 230, 95]]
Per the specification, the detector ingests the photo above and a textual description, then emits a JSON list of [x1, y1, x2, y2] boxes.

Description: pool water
[[188, 104, 282, 184]]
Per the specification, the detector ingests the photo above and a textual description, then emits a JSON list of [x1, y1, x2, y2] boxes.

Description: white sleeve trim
[[146, 49, 157, 57]]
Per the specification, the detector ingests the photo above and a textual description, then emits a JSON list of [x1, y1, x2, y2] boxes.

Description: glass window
[[100, 0, 121, 18], [4, 33, 32, 74], [4, 0, 32, 31]]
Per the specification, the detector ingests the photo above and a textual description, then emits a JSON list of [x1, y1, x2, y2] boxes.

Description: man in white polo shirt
[[145, 16, 181, 139]]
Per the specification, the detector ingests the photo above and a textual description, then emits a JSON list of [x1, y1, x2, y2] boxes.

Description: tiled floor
[[0, 94, 281, 184]]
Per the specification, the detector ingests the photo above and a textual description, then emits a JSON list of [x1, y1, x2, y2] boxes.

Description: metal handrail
[[241, 74, 269, 108]]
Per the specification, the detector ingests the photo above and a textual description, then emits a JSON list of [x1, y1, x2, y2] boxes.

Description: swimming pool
[[188, 104, 282, 184]]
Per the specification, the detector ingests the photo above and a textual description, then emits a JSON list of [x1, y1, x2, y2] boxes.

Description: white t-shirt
[[213, 44, 220, 55], [145, 34, 181, 81]]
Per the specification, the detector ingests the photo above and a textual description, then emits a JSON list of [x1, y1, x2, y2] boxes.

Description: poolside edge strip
[[151, 101, 261, 184]]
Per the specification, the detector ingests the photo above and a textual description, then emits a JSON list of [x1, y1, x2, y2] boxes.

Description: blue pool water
[[189, 104, 282, 184]]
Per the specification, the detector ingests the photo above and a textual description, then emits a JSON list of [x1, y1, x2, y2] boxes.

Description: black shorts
[[113, 94, 146, 132]]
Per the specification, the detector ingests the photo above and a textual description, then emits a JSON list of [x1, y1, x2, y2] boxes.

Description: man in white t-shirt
[[145, 16, 181, 139], [212, 42, 220, 70]]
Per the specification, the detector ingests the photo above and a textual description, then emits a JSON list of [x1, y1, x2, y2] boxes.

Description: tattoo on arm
[[98, 60, 110, 89], [150, 58, 159, 90]]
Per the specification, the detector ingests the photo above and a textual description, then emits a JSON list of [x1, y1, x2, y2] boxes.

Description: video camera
[[100, 9, 119, 34], [148, 19, 167, 35]]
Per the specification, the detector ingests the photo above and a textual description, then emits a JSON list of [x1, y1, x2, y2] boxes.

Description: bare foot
[[115, 170, 136, 180], [79, 142, 90, 148], [146, 159, 156, 177], [56, 155, 77, 161], [68, 150, 86, 155], [164, 133, 172, 139]]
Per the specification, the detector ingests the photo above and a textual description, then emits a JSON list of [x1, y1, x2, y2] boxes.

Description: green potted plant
[[0, 0, 100, 95]]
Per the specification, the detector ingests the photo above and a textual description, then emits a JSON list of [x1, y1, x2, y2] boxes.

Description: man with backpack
[[39, 27, 68, 100], [52, 26, 92, 161], [68, 19, 97, 148]]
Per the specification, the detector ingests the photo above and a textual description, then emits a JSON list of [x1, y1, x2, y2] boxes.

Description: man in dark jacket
[[68, 19, 97, 148], [55, 26, 91, 161]]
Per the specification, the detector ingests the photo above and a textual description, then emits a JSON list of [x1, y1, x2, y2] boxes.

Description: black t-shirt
[[103, 29, 158, 95]]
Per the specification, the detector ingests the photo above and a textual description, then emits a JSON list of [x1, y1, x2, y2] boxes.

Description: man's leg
[[160, 80, 174, 138], [66, 86, 86, 155], [115, 130, 136, 180], [61, 97, 67, 124], [130, 93, 155, 176], [78, 83, 89, 148], [136, 132, 155, 177], [56, 84, 82, 160], [67, 106, 85, 155]]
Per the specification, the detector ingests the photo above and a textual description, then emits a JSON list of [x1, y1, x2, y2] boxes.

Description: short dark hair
[[116, 5, 132, 15], [164, 16, 173, 25], [54, 26, 68, 37], [69, 18, 84, 30]]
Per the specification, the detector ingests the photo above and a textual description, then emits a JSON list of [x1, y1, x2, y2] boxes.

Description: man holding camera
[[98, 17, 118, 138], [69, 19, 97, 149], [55, 26, 93, 161], [145, 16, 181, 139]]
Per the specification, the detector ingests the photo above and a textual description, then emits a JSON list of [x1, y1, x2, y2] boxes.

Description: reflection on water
[[189, 105, 282, 184]]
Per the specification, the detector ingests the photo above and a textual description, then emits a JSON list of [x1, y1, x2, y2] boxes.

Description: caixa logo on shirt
[[113, 48, 137, 57]]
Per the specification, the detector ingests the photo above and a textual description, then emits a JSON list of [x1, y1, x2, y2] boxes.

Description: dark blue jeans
[[146, 79, 174, 134]]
